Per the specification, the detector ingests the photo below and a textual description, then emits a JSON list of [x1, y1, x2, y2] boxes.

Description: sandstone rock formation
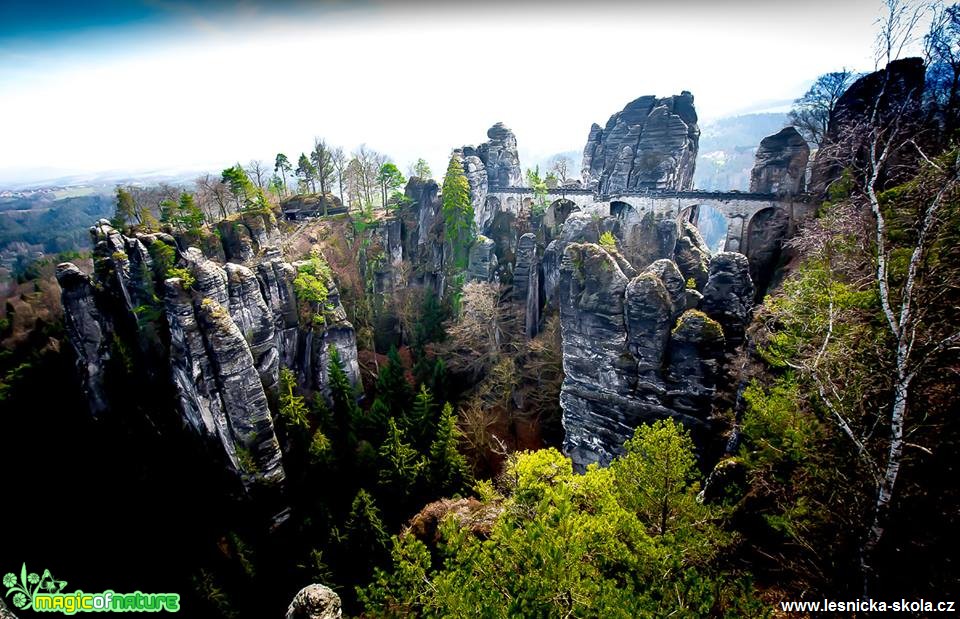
[[459, 123, 523, 231], [743, 206, 792, 299], [285, 584, 342, 619], [666, 309, 726, 417], [674, 221, 712, 289], [557, 239, 753, 469], [457, 150, 489, 230], [749, 126, 810, 194], [57, 216, 361, 489], [57, 262, 111, 417], [513, 233, 540, 338], [558, 242, 729, 469], [478, 122, 523, 190], [582, 92, 699, 193], [810, 57, 925, 194], [217, 211, 283, 264], [165, 277, 285, 487], [700, 252, 756, 348], [401, 177, 446, 294], [467, 235, 498, 282]]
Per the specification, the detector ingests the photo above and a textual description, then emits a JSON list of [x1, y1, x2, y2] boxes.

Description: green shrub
[[599, 230, 617, 250], [166, 266, 196, 289]]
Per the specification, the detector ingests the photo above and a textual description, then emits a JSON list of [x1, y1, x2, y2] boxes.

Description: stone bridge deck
[[487, 186, 800, 202], [484, 186, 814, 253]]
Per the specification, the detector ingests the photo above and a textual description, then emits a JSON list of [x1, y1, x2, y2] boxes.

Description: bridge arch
[[744, 206, 791, 298], [678, 203, 727, 253], [545, 198, 577, 227]]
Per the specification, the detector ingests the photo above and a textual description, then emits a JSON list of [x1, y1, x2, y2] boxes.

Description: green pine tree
[[412, 158, 432, 180], [344, 489, 390, 571], [328, 346, 360, 461], [221, 164, 257, 210], [176, 192, 205, 235], [428, 402, 472, 496], [278, 367, 310, 431], [376, 346, 413, 417], [413, 289, 446, 355], [376, 418, 425, 515], [296, 153, 316, 193], [362, 397, 391, 444], [441, 156, 476, 271], [275, 153, 292, 196], [114, 186, 139, 227], [404, 384, 436, 451], [610, 418, 708, 537]]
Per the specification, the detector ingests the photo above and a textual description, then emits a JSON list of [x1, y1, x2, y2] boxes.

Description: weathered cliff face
[[674, 221, 712, 290], [460, 123, 523, 231], [57, 262, 112, 417], [477, 122, 523, 190], [743, 207, 792, 300], [217, 211, 283, 264], [582, 92, 699, 193], [810, 57, 925, 194], [513, 233, 540, 338], [165, 275, 285, 487], [612, 202, 681, 269], [458, 151, 489, 230], [291, 270, 362, 395], [749, 126, 810, 194], [257, 248, 300, 368], [401, 178, 446, 295], [557, 239, 753, 469], [365, 216, 404, 295], [467, 235, 499, 283], [700, 252, 755, 348], [57, 216, 361, 489]]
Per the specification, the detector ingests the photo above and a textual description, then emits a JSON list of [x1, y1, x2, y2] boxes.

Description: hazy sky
[[0, 0, 912, 187]]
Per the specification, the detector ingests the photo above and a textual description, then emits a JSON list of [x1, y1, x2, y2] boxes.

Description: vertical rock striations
[[513, 233, 540, 338], [749, 126, 810, 194], [582, 92, 699, 193], [165, 278, 285, 487], [558, 241, 753, 469], [477, 122, 523, 190], [467, 236, 499, 283], [401, 177, 446, 295], [701, 252, 755, 348], [57, 216, 361, 490], [56, 262, 111, 417], [456, 149, 490, 232], [459, 122, 523, 231]]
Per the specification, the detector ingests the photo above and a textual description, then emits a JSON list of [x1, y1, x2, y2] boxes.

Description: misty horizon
[[0, 0, 909, 189]]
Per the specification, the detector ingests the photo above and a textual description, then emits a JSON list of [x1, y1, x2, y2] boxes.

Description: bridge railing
[[485, 186, 809, 203], [486, 186, 596, 196], [600, 190, 783, 201]]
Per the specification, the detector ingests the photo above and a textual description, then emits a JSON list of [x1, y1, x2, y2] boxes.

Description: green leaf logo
[[2, 563, 62, 611]]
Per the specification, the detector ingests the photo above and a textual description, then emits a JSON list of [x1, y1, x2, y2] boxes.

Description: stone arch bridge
[[484, 187, 812, 253]]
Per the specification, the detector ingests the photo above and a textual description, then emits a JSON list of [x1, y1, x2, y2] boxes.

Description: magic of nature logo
[[3, 564, 179, 614]]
